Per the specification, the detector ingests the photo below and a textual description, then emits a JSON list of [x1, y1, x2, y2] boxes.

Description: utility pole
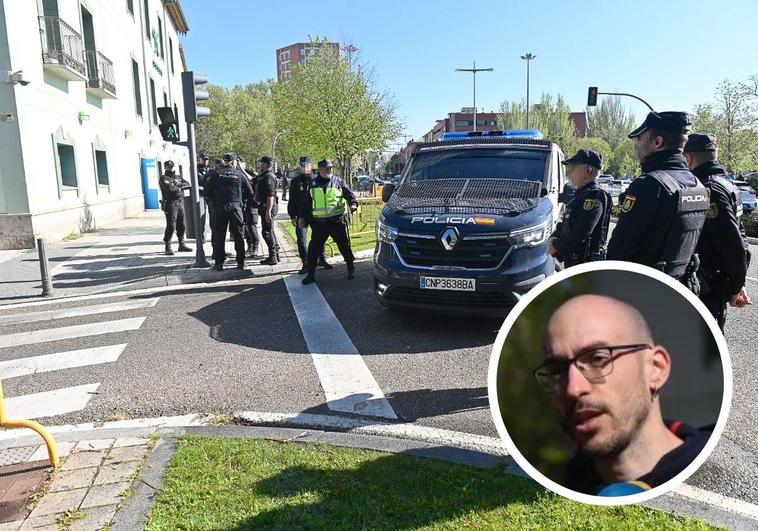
[[520, 53, 537, 129], [455, 61, 493, 132], [272, 130, 286, 173]]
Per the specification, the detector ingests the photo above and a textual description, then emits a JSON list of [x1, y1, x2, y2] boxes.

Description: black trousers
[[259, 204, 279, 257], [307, 216, 354, 274], [205, 199, 216, 255], [213, 203, 245, 265], [295, 223, 326, 262], [244, 207, 260, 250], [163, 200, 185, 243], [700, 290, 728, 331]]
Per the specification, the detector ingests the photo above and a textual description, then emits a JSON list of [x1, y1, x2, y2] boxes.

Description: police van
[[373, 130, 568, 316]]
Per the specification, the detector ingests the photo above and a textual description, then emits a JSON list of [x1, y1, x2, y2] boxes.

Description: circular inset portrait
[[488, 261, 731, 505]]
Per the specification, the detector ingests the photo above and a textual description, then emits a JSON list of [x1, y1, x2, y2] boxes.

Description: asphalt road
[[0, 242, 756, 506]]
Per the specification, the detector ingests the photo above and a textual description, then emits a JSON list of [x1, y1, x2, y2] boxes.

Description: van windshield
[[406, 148, 548, 185]]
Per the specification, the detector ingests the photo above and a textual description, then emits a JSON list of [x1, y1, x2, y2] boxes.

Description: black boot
[[318, 257, 333, 270], [301, 273, 316, 285], [177, 240, 192, 252], [260, 255, 279, 266], [164, 242, 174, 256], [298, 259, 308, 274], [347, 262, 356, 280], [245, 246, 263, 259]]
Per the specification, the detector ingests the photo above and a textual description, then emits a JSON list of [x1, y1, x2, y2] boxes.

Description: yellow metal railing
[[0, 376, 59, 467]]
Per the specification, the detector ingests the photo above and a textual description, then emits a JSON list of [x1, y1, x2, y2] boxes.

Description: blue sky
[[179, 0, 758, 146]]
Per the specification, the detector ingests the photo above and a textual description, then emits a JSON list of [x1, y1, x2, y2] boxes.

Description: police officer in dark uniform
[[281, 172, 290, 201], [607, 111, 708, 292], [203, 153, 254, 270], [288, 157, 329, 273], [548, 149, 612, 267], [196, 152, 215, 252], [255, 156, 280, 265], [241, 163, 263, 259], [684, 133, 752, 329], [298, 159, 358, 284], [158, 160, 192, 256]]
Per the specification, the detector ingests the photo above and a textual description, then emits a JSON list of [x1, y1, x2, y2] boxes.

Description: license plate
[[419, 276, 475, 291]]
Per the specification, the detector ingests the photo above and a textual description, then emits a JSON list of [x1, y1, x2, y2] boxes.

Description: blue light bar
[[437, 129, 544, 141]]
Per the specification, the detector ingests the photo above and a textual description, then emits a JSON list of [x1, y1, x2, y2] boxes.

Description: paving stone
[[28, 442, 75, 463], [93, 460, 141, 486], [19, 513, 58, 530], [80, 482, 131, 509], [60, 451, 106, 471], [111, 438, 148, 449], [69, 504, 118, 531], [73, 439, 114, 452], [48, 467, 98, 493], [27, 488, 87, 516], [104, 446, 146, 464], [0, 521, 22, 530]]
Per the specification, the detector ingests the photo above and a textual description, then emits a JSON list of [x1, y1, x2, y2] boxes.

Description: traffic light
[[181, 71, 210, 122], [587, 86, 598, 107], [157, 106, 180, 142]]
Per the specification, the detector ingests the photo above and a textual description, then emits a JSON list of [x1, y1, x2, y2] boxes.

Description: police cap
[[222, 153, 237, 162], [164, 160, 174, 168], [214, 158, 223, 165], [318, 159, 334, 168], [562, 149, 603, 170], [299, 156, 312, 165], [628, 111, 692, 139], [199, 152, 209, 160], [259, 156, 273, 164], [683, 133, 718, 153]]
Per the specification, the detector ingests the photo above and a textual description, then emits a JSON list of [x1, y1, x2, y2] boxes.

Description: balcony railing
[[38, 16, 86, 78], [85, 50, 116, 97]]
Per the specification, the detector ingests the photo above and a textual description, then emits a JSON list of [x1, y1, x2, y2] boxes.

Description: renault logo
[[440, 227, 459, 251]]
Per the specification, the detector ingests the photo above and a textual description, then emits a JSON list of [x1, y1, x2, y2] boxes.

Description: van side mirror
[[558, 184, 574, 204], [381, 183, 395, 203]]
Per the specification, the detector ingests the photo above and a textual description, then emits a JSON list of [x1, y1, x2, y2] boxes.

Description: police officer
[[547, 149, 612, 267], [256, 156, 280, 265], [684, 133, 752, 329], [607, 111, 708, 292], [203, 153, 254, 270], [287, 157, 329, 274], [281, 172, 289, 201], [240, 162, 263, 260], [158, 160, 192, 256], [298, 159, 358, 284]]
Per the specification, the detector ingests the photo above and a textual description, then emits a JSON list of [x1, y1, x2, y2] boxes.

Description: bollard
[[37, 238, 54, 297]]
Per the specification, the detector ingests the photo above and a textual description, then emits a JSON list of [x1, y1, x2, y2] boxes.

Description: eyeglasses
[[533, 344, 651, 393]]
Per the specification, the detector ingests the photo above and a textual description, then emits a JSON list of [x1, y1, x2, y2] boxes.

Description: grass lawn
[[280, 200, 383, 256], [146, 437, 714, 530]]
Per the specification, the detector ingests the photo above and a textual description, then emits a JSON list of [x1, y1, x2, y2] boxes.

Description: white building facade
[[0, 0, 191, 249]]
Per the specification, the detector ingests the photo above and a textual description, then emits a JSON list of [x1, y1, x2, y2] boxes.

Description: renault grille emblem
[[440, 227, 459, 251]]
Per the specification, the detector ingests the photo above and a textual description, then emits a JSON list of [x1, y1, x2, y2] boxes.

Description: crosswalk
[[0, 297, 158, 421]]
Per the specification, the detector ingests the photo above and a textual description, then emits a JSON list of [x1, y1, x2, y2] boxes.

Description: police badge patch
[[621, 195, 636, 213], [583, 199, 595, 210], [706, 202, 718, 219]]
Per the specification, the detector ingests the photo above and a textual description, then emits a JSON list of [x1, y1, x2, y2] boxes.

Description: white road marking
[[0, 298, 159, 326], [4, 383, 100, 419], [0, 344, 127, 379], [746, 276, 758, 283], [0, 317, 145, 349], [674, 484, 758, 520], [283, 275, 397, 419]]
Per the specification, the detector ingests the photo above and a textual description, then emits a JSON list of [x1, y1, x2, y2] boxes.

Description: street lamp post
[[520, 53, 537, 129], [272, 130, 286, 173], [455, 61, 493, 132]]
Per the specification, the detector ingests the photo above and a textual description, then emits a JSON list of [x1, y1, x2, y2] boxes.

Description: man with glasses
[[533, 294, 710, 495]]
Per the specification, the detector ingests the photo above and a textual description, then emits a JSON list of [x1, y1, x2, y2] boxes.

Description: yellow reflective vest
[[311, 181, 346, 218]]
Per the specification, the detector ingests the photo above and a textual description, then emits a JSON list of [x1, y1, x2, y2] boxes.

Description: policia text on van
[[373, 130, 569, 316]]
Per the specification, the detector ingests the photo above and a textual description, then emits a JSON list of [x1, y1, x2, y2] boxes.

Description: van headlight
[[509, 220, 551, 247], [376, 217, 398, 243]]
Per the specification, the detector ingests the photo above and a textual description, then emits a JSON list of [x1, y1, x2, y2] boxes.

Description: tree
[[272, 37, 401, 183], [608, 138, 640, 178], [497, 93, 576, 154], [573, 137, 613, 170], [708, 79, 758, 173], [585, 96, 637, 151]]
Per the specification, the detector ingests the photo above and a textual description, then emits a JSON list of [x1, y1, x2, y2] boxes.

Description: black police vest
[[648, 170, 708, 277], [214, 168, 244, 204]]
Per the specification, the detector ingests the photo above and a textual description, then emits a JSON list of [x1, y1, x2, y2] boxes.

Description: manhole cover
[[0, 447, 36, 467], [0, 460, 50, 523]]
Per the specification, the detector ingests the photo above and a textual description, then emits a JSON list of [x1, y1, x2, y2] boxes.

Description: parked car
[[356, 175, 372, 192], [732, 179, 757, 213], [597, 175, 613, 189]]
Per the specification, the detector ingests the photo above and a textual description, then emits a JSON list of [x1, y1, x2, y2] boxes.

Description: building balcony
[[38, 16, 87, 81], [85, 50, 116, 98]]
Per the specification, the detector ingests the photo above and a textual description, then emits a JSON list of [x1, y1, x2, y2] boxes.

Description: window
[[168, 37, 174, 73], [149, 78, 157, 124], [456, 120, 472, 127], [131, 59, 142, 116], [157, 17, 164, 58], [95, 150, 109, 186], [57, 144, 78, 188], [127, 0, 134, 15], [143, 0, 150, 39]]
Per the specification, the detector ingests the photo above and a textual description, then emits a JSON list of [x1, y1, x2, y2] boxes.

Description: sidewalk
[[0, 208, 305, 307]]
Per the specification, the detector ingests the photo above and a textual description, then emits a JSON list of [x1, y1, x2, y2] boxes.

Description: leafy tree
[[585, 96, 637, 151], [498, 93, 576, 154], [707, 79, 758, 173], [608, 139, 640, 178], [272, 37, 401, 184], [573, 137, 612, 169]]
